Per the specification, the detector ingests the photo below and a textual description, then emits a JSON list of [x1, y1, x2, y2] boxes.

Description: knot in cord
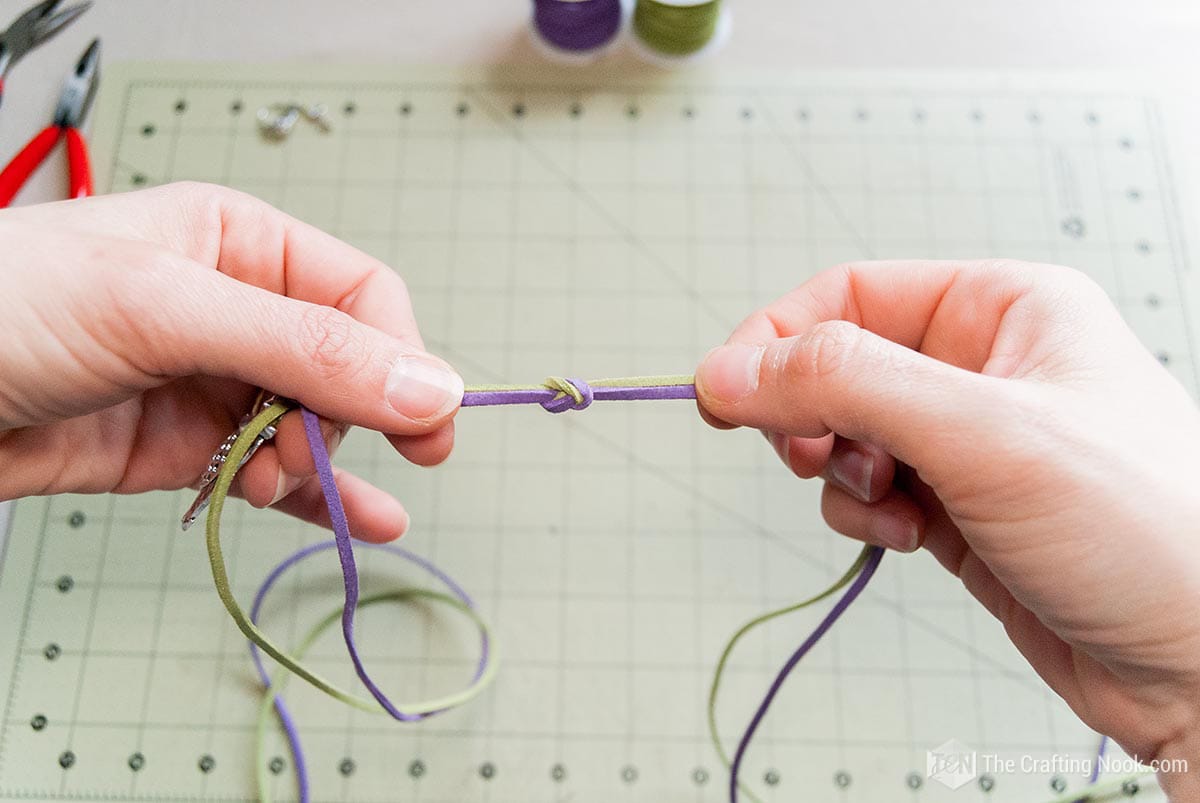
[[540, 377, 593, 413]]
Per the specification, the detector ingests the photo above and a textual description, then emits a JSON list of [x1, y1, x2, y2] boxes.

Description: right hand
[[694, 260, 1200, 796]]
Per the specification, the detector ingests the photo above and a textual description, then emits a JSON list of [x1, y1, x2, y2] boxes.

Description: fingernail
[[269, 470, 290, 506], [829, 448, 874, 502], [870, 516, 919, 552], [699, 344, 764, 403], [768, 431, 791, 467], [394, 509, 411, 539], [327, 427, 344, 455], [386, 353, 464, 421]]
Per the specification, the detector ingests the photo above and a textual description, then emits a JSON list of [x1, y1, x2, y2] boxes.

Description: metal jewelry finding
[[256, 103, 331, 141], [180, 392, 281, 531]]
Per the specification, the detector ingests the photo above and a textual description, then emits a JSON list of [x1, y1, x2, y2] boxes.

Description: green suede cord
[[707, 544, 874, 802], [205, 402, 498, 714], [254, 588, 490, 803], [212, 387, 883, 802], [463, 374, 696, 392]]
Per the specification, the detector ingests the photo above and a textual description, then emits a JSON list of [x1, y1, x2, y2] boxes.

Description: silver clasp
[[256, 102, 331, 141], [180, 393, 281, 530]]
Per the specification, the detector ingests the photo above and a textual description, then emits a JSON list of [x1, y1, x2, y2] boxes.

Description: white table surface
[[5, 0, 1200, 200], [3, 0, 1200, 541]]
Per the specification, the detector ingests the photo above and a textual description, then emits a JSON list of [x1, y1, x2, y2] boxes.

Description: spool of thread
[[530, 0, 625, 62], [631, 0, 731, 62]]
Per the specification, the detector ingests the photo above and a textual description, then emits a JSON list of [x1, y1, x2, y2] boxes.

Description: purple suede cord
[[245, 381, 691, 796], [1090, 736, 1108, 783], [729, 545, 885, 802], [254, 383, 882, 802], [1072, 734, 1108, 800], [248, 539, 487, 803], [248, 545, 315, 803], [300, 408, 490, 722], [532, 0, 623, 52], [461, 379, 697, 412]]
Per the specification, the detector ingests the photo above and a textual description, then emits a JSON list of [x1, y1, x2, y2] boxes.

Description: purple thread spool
[[532, 0, 623, 55]]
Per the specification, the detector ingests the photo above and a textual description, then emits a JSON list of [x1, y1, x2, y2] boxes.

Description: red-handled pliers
[[0, 0, 91, 110], [0, 38, 98, 207]]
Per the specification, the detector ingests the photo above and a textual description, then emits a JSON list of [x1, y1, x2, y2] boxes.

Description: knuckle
[[160, 182, 242, 255], [966, 258, 1046, 298], [1050, 263, 1108, 300], [298, 305, 366, 380], [996, 258, 1112, 313], [973, 257, 1034, 278], [162, 180, 231, 211], [786, 319, 863, 380], [974, 258, 1104, 297], [735, 308, 773, 337], [825, 261, 859, 282], [164, 180, 266, 229], [969, 258, 1049, 295]]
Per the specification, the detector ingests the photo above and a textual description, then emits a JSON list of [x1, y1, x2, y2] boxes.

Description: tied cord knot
[[540, 377, 593, 413]]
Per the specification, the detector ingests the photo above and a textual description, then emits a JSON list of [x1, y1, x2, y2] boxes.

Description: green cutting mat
[[1, 64, 1194, 802]]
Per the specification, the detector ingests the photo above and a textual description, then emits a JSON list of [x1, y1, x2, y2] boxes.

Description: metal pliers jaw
[[53, 36, 97, 127], [0, 0, 92, 80]]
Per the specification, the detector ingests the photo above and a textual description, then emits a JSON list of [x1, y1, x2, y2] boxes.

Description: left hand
[[0, 182, 464, 542]]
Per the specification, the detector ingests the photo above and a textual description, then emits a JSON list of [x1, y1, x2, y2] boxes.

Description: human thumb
[[144, 262, 464, 434], [695, 320, 1015, 477]]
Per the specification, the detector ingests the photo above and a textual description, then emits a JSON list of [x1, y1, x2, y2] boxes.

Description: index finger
[[39, 182, 423, 345], [69, 182, 454, 461], [167, 183, 456, 463], [726, 260, 1034, 374]]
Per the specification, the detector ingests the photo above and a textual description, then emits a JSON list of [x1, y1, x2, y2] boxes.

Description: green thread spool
[[632, 0, 728, 58]]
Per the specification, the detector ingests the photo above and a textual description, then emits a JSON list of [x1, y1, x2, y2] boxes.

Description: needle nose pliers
[[0, 37, 99, 206], [0, 0, 91, 110]]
